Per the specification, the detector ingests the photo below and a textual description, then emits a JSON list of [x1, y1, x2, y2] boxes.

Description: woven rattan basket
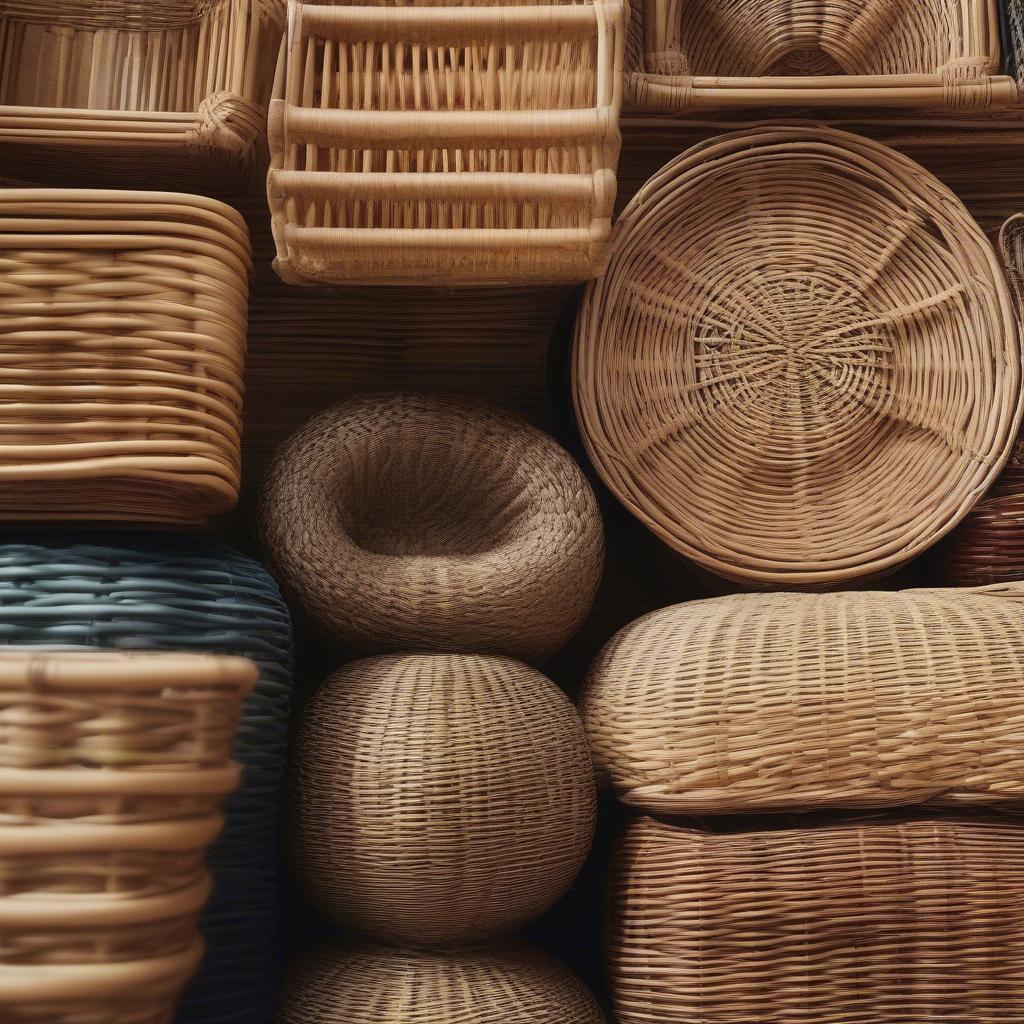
[[0, 0, 285, 192], [277, 940, 606, 1024], [0, 189, 251, 525], [608, 813, 1024, 1024], [258, 393, 603, 660], [625, 0, 1018, 112], [290, 653, 596, 945], [573, 126, 1022, 588], [0, 651, 254, 1024], [266, 0, 626, 286], [0, 535, 292, 1024]]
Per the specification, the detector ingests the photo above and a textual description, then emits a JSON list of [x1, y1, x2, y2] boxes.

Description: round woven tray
[[573, 126, 1022, 587]]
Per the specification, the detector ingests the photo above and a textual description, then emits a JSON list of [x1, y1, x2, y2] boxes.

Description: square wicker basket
[[267, 0, 626, 287]]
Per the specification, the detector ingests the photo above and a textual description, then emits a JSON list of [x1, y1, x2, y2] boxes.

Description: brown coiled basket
[[289, 653, 596, 946], [608, 814, 1024, 1024], [258, 393, 604, 661], [573, 126, 1022, 588]]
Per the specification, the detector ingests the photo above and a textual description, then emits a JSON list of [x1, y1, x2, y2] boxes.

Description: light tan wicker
[[0, 0, 285, 191], [573, 126, 1022, 588], [608, 814, 1024, 1024], [258, 393, 604, 660], [582, 584, 1024, 815], [626, 0, 1018, 112], [266, 0, 626, 286], [277, 940, 606, 1024], [0, 189, 251, 525], [290, 653, 596, 945]]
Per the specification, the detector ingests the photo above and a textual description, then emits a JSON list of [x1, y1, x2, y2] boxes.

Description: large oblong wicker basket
[[0, 0, 285, 191], [266, 0, 626, 286], [0, 189, 251, 525], [290, 653, 596, 946], [573, 126, 1022, 588], [608, 814, 1024, 1024]]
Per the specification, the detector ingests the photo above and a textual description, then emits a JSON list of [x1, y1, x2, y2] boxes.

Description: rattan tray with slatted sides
[[267, 0, 626, 287], [624, 0, 1019, 113], [0, 0, 285, 192], [0, 189, 252, 525]]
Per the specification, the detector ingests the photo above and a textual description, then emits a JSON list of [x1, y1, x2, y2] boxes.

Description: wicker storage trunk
[[267, 0, 626, 286], [625, 0, 1018, 112], [0, 0, 284, 191]]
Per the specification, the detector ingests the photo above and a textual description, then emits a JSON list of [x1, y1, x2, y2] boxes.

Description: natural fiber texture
[[277, 940, 606, 1024], [0, 535, 292, 1024], [0, 0, 284, 191], [0, 189, 251, 526], [258, 393, 603, 660], [290, 653, 595, 945], [582, 583, 1024, 815], [608, 814, 1024, 1024], [626, 0, 1017, 111], [0, 652, 252, 1024], [266, 0, 626, 285], [1007, 0, 1024, 86], [574, 126, 1022, 588]]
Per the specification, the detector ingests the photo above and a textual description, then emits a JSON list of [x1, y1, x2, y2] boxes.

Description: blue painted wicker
[[0, 533, 293, 1024]]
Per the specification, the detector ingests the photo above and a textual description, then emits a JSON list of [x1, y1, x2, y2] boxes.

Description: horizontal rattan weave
[[608, 814, 1024, 1024], [574, 126, 1022, 587], [290, 653, 596, 945], [625, 0, 1017, 112], [0, 0, 284, 191], [583, 584, 1024, 815], [258, 392, 603, 660], [0, 189, 251, 525], [267, 0, 626, 285], [277, 940, 606, 1024]]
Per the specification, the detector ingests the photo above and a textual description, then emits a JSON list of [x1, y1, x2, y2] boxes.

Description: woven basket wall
[[0, 535, 293, 1024], [0, 0, 285, 191], [277, 940, 606, 1024], [573, 126, 1022, 588], [266, 0, 626, 286], [290, 653, 596, 945], [625, 0, 1017, 112], [0, 189, 251, 525], [258, 392, 604, 661], [0, 651, 253, 1024], [608, 814, 1024, 1024], [582, 584, 1024, 815]]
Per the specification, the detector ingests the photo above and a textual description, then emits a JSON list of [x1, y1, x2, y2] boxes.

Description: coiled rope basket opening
[[277, 941, 606, 1024], [573, 126, 1022, 588], [258, 393, 604, 660], [290, 653, 596, 946]]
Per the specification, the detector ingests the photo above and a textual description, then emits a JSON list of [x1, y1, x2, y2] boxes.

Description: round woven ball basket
[[573, 125, 1022, 588], [0, 535, 293, 1024], [276, 941, 606, 1024], [258, 392, 604, 661], [290, 653, 596, 946]]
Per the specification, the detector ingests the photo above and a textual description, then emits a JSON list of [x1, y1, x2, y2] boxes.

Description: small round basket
[[258, 393, 604, 660], [277, 941, 606, 1024], [290, 653, 596, 945], [573, 126, 1022, 587]]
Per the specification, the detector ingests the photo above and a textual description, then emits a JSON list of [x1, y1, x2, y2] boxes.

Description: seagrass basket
[[0, 535, 293, 1024], [266, 0, 626, 286], [290, 653, 596, 945], [608, 814, 1024, 1024], [258, 393, 604, 660], [277, 940, 606, 1024], [573, 126, 1022, 588], [0, 651, 254, 1024], [0, 189, 251, 525], [0, 0, 285, 191], [625, 0, 1018, 112]]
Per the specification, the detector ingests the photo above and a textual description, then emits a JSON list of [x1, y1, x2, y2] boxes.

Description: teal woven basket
[[0, 533, 293, 1024]]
